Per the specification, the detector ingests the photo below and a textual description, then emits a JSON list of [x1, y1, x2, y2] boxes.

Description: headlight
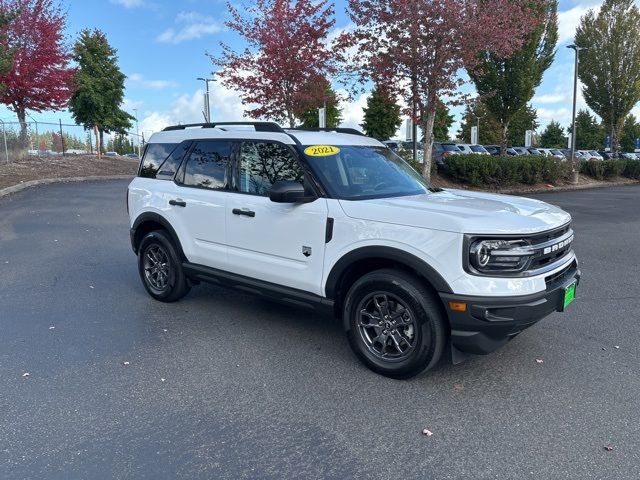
[[469, 239, 535, 274]]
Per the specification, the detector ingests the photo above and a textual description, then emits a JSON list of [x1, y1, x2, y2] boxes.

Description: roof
[[147, 124, 384, 148]]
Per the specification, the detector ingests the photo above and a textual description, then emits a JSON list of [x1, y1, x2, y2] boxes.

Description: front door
[[225, 141, 328, 296]]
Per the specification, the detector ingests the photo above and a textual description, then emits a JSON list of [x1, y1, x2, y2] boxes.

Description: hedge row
[[440, 155, 640, 187], [442, 155, 572, 188], [580, 159, 640, 180]]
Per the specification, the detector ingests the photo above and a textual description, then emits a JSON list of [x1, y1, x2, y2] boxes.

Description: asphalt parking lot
[[1, 180, 639, 479]]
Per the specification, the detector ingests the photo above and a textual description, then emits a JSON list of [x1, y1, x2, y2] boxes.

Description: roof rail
[[162, 122, 286, 133], [288, 127, 366, 137]]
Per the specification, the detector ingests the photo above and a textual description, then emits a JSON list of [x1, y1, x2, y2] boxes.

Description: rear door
[[172, 140, 235, 270], [225, 140, 328, 296]]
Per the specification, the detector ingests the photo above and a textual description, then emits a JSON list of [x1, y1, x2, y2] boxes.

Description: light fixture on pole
[[567, 44, 588, 184], [197, 77, 213, 123], [133, 108, 141, 158]]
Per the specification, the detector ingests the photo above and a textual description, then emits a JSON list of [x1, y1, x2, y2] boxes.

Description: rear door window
[[181, 141, 233, 190]]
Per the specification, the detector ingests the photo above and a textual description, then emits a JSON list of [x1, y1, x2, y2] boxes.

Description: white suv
[[127, 122, 580, 378]]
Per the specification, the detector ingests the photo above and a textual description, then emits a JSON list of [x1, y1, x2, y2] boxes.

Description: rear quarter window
[[139, 142, 190, 180]]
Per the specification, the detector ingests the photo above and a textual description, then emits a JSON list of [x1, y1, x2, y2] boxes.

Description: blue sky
[[2, 0, 635, 142]]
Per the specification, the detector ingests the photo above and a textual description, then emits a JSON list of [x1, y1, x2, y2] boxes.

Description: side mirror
[[269, 180, 316, 204]]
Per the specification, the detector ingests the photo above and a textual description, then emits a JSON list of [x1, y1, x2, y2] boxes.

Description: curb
[[0, 175, 133, 198], [500, 179, 640, 195]]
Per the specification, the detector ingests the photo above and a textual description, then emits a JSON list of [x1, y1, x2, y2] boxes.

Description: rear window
[[443, 144, 460, 152], [139, 143, 190, 180]]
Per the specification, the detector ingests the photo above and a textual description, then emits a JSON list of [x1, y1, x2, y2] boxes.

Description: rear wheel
[[138, 230, 190, 302], [343, 269, 447, 379]]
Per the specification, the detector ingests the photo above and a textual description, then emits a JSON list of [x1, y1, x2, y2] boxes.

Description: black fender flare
[[324, 246, 453, 299], [130, 212, 186, 259]]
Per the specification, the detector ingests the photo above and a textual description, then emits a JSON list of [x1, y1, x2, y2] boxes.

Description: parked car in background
[[597, 151, 614, 160], [549, 149, 566, 159], [511, 147, 530, 156], [561, 149, 587, 160], [526, 147, 543, 156], [400, 141, 424, 162], [105, 151, 119, 157], [126, 153, 140, 159], [587, 150, 604, 160], [620, 152, 639, 160], [483, 145, 501, 155], [433, 142, 462, 166], [383, 140, 401, 152], [456, 144, 490, 155]]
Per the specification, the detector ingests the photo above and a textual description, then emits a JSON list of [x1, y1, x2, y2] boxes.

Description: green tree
[[294, 75, 342, 128], [539, 120, 567, 148], [576, 0, 640, 154], [68, 29, 133, 157], [508, 105, 539, 146], [620, 114, 640, 152], [468, 0, 558, 153], [361, 86, 402, 140], [0, 9, 17, 88], [568, 109, 604, 150], [457, 101, 501, 144], [432, 103, 454, 141]]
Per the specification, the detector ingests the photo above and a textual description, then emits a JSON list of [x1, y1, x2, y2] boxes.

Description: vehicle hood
[[338, 189, 571, 235]]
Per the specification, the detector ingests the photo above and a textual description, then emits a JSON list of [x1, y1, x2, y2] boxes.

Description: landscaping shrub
[[622, 160, 640, 180], [580, 160, 626, 180], [442, 154, 571, 188]]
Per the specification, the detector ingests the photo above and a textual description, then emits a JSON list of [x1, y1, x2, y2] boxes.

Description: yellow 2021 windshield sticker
[[304, 145, 341, 157]]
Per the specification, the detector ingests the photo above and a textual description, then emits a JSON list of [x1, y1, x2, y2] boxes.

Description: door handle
[[169, 199, 186, 207], [232, 208, 255, 218]]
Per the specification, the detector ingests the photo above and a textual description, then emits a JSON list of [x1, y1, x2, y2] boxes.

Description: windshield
[[303, 145, 432, 200], [443, 144, 460, 152]]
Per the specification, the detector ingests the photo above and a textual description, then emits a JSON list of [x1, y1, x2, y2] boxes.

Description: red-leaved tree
[[341, 0, 541, 180], [211, 0, 336, 128], [0, 0, 74, 149]]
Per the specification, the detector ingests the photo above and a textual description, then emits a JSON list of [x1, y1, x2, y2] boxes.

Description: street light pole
[[567, 44, 587, 183], [133, 108, 141, 157], [197, 77, 213, 123]]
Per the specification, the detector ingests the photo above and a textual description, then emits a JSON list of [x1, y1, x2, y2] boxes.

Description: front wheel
[[138, 230, 190, 302], [343, 269, 447, 379]]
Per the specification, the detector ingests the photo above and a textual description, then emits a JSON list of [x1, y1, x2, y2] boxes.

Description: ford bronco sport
[[127, 122, 580, 378]]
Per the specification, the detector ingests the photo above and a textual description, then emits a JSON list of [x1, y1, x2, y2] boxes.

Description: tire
[[343, 269, 447, 379], [137, 230, 191, 302]]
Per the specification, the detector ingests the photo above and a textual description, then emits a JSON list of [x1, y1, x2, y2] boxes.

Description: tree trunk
[[94, 125, 101, 158], [611, 120, 619, 157], [100, 129, 105, 155], [421, 104, 436, 182], [16, 107, 28, 153], [500, 121, 509, 155]]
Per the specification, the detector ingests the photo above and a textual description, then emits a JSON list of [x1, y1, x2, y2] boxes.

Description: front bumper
[[439, 262, 580, 355]]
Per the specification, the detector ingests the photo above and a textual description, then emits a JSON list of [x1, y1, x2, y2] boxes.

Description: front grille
[[545, 260, 577, 289], [526, 223, 574, 275]]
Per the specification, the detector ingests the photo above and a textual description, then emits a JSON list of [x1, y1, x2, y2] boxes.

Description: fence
[[0, 120, 144, 163]]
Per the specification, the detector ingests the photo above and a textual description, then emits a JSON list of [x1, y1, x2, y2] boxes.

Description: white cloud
[[557, 2, 601, 45], [156, 12, 223, 44], [110, 0, 146, 8], [533, 92, 569, 104], [123, 98, 144, 111], [127, 73, 178, 91], [139, 82, 249, 138]]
